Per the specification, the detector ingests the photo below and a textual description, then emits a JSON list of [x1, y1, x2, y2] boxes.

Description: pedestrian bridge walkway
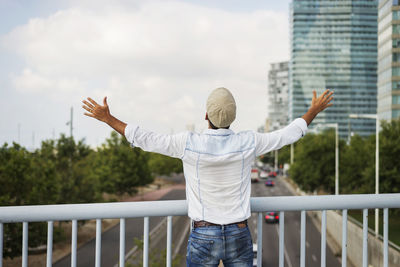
[[1, 194, 400, 267]]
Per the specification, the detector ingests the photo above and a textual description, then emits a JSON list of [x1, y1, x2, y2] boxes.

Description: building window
[[393, 109, 400, 118], [393, 95, 400, 104]]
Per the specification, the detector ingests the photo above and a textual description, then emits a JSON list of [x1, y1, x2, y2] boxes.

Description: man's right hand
[[82, 97, 127, 136], [302, 89, 334, 125], [82, 97, 111, 123]]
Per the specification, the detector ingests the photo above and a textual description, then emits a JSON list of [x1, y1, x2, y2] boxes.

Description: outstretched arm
[[82, 97, 127, 136], [255, 89, 334, 156], [302, 89, 334, 125], [82, 97, 188, 158]]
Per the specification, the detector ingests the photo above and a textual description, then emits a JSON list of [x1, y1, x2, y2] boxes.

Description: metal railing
[[1, 193, 400, 267]]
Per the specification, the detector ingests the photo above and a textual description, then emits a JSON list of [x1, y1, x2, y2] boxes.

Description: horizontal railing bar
[[0, 194, 400, 223]]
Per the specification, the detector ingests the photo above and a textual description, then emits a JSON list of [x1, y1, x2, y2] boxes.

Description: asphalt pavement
[[54, 176, 342, 267], [249, 177, 341, 267], [53, 189, 186, 267]]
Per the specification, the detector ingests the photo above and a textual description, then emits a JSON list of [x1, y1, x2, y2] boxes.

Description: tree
[[289, 129, 346, 193], [93, 132, 153, 195], [148, 152, 183, 176], [0, 143, 58, 258], [340, 134, 374, 194]]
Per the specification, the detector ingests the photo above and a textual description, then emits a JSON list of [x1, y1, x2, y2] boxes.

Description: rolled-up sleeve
[[124, 124, 188, 159], [254, 118, 308, 156]]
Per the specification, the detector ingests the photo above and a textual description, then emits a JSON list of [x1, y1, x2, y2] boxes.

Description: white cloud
[[1, 0, 289, 144]]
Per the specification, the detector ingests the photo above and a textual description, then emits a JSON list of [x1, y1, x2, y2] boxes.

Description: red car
[[265, 212, 279, 223]]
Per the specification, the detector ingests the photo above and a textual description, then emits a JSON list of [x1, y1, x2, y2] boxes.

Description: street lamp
[[315, 123, 339, 195], [349, 113, 379, 236]]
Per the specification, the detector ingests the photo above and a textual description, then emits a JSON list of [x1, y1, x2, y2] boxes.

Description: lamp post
[[316, 123, 339, 195], [349, 114, 379, 236], [290, 143, 294, 165]]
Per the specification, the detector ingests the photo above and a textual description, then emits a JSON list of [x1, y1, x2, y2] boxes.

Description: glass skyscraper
[[378, 0, 400, 120], [289, 0, 378, 138]]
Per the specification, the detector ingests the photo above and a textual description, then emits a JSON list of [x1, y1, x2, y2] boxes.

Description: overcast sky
[[0, 0, 291, 148]]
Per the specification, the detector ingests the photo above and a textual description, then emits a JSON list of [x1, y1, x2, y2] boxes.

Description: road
[[249, 177, 341, 267], [54, 189, 187, 267], [54, 177, 341, 267]]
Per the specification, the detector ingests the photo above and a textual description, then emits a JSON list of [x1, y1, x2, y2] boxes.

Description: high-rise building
[[378, 0, 400, 120], [267, 61, 289, 131], [289, 0, 378, 138]]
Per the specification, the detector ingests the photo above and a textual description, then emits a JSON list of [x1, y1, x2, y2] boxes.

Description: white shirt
[[125, 118, 308, 224]]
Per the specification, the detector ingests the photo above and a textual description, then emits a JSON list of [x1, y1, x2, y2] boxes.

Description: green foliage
[[93, 132, 153, 195], [340, 135, 375, 194], [278, 145, 290, 165], [289, 129, 344, 193], [0, 130, 176, 258], [378, 120, 400, 194], [259, 151, 274, 165], [287, 119, 400, 195], [148, 152, 183, 176]]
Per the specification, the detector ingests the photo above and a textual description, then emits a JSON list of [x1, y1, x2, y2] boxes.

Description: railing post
[[46, 221, 53, 267], [166, 216, 172, 267], [300, 210, 306, 267], [143, 217, 149, 267], [22, 222, 28, 267], [0, 223, 3, 267], [119, 218, 125, 267], [279, 211, 284, 267], [257, 212, 263, 267], [71, 220, 77, 267], [95, 219, 102, 267], [342, 210, 347, 267], [321, 210, 326, 267], [362, 209, 368, 267], [383, 208, 388, 267]]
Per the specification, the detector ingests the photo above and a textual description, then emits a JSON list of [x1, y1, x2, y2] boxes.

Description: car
[[259, 170, 268, 179], [265, 179, 275, 186], [268, 171, 277, 178], [252, 243, 258, 267], [265, 211, 279, 223], [251, 168, 259, 183]]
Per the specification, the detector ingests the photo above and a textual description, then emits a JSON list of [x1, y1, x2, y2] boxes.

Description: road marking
[[113, 217, 167, 267], [274, 225, 293, 267], [173, 218, 190, 259], [306, 241, 310, 248], [312, 254, 317, 262]]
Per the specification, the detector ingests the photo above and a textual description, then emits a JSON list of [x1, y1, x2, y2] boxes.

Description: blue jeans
[[186, 223, 253, 267]]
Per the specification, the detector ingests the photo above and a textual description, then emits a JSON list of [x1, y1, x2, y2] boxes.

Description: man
[[82, 87, 333, 266]]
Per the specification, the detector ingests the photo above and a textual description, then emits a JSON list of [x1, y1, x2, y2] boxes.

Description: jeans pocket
[[190, 236, 214, 264], [235, 234, 253, 261]]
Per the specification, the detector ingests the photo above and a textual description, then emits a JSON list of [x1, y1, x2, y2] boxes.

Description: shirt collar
[[202, 128, 234, 136]]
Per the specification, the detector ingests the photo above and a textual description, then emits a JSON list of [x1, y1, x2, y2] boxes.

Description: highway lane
[[54, 177, 342, 267], [249, 177, 341, 267], [54, 189, 186, 267]]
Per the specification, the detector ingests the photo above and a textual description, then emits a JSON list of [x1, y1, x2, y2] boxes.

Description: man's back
[[183, 128, 255, 224]]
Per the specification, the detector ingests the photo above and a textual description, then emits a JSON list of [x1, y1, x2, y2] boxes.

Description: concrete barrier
[[282, 177, 400, 267], [312, 210, 400, 267]]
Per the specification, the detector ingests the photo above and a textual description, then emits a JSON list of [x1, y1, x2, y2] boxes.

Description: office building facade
[[289, 0, 378, 138], [378, 0, 400, 120], [267, 61, 289, 131]]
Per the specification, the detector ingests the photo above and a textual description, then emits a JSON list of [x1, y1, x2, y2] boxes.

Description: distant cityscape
[[266, 0, 400, 138]]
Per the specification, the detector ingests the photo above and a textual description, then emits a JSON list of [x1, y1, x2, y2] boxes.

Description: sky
[[0, 0, 291, 149]]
